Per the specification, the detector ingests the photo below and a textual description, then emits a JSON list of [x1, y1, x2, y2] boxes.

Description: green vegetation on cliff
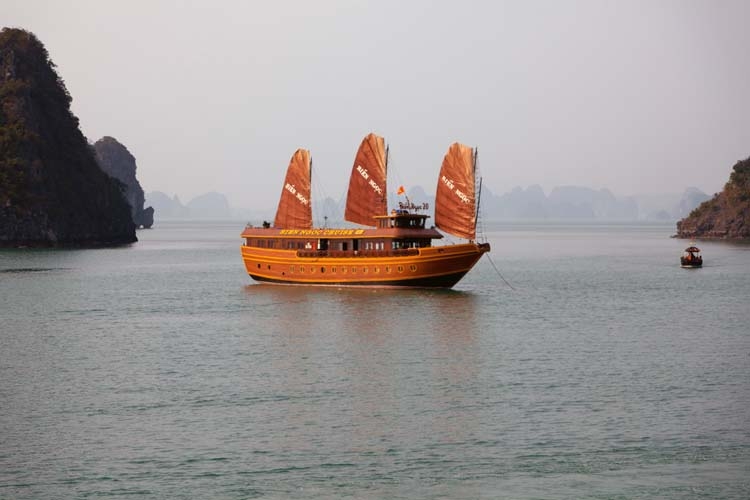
[[676, 157, 750, 239], [0, 28, 135, 246]]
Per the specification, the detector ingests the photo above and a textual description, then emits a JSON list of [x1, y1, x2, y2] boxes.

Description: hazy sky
[[3, 0, 749, 209]]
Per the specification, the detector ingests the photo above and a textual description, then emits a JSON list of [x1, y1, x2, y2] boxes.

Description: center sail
[[434, 143, 476, 240], [344, 133, 387, 227], [274, 149, 312, 229]]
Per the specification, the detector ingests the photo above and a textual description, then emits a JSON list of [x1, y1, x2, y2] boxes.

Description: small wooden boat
[[681, 245, 702, 268], [240, 133, 490, 288]]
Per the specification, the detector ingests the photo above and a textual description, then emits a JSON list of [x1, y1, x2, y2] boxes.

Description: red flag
[[396, 185, 405, 195]]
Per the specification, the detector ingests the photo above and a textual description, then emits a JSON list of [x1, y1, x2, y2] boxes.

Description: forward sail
[[434, 143, 476, 240], [344, 133, 387, 227], [273, 149, 312, 229]]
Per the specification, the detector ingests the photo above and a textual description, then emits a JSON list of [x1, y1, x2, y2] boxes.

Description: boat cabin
[[242, 210, 441, 257], [375, 210, 428, 229]]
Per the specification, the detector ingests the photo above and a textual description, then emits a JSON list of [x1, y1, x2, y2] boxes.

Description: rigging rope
[[485, 252, 515, 291]]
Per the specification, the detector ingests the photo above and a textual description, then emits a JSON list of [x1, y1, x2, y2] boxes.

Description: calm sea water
[[1, 221, 749, 499]]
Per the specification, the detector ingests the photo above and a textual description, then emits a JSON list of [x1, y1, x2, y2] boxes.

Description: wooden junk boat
[[681, 245, 703, 268], [240, 133, 490, 287]]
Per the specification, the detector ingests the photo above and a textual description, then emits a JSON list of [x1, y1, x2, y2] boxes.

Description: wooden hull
[[241, 243, 490, 288], [680, 257, 702, 268]]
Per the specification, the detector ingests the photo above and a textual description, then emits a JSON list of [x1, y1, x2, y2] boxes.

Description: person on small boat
[[681, 245, 702, 267]]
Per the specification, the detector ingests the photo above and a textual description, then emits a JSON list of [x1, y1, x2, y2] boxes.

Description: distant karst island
[[0, 28, 150, 247], [147, 184, 713, 225], [676, 156, 750, 239], [93, 136, 154, 229]]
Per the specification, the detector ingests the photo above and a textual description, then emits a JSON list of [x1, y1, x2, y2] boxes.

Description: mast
[[474, 148, 481, 238], [385, 143, 389, 212]]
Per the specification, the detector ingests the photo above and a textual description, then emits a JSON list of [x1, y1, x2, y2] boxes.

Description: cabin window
[[385, 266, 391, 273], [321, 267, 325, 273], [374, 267, 380, 274], [290, 265, 295, 273], [362, 267, 369, 274], [256, 263, 261, 269], [410, 265, 417, 272], [331, 267, 336, 273], [397, 266, 404, 273], [341, 267, 347, 274], [351, 267, 357, 274]]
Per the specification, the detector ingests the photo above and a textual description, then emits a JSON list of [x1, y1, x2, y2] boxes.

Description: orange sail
[[344, 133, 387, 227], [273, 149, 312, 229], [435, 143, 476, 240]]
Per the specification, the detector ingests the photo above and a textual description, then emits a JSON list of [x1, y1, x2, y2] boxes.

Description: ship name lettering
[[368, 179, 383, 195], [441, 176, 454, 190], [278, 229, 365, 236], [356, 165, 369, 180], [455, 189, 470, 204]]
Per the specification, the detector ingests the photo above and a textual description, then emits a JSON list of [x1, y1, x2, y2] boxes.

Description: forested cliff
[[0, 28, 136, 246]]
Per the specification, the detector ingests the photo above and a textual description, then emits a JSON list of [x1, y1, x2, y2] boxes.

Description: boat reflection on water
[[240, 284, 481, 452]]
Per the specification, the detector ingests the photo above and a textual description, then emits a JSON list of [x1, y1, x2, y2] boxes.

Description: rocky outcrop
[[93, 136, 154, 228], [0, 28, 135, 247], [676, 157, 750, 239]]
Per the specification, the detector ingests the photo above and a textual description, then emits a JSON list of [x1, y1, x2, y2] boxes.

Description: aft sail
[[274, 149, 312, 229], [344, 133, 388, 227], [435, 143, 477, 240]]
